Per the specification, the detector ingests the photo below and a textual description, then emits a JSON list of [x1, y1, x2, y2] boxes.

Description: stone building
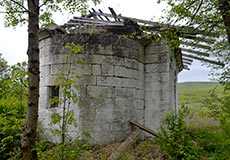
[[38, 10, 184, 144]]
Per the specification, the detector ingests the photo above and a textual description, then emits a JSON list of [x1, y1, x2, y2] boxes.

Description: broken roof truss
[[62, 7, 225, 70]]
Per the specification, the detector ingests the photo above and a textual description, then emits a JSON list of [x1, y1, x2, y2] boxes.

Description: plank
[[63, 22, 124, 28], [183, 61, 192, 65], [183, 67, 190, 70], [99, 9, 110, 21], [182, 53, 224, 67], [108, 129, 141, 160], [92, 8, 104, 20], [180, 48, 210, 57], [69, 18, 121, 25], [86, 10, 218, 37], [180, 41, 211, 50], [183, 35, 216, 43], [108, 7, 121, 22], [129, 120, 160, 138], [67, 19, 124, 27], [182, 58, 193, 62]]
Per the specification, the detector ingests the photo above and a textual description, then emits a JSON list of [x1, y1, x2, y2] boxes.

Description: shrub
[[157, 111, 200, 160]]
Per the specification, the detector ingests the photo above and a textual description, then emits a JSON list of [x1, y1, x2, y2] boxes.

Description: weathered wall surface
[[144, 40, 179, 133], [38, 31, 179, 144]]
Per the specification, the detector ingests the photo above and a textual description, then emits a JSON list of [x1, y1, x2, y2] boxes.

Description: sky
[[0, 0, 211, 82]]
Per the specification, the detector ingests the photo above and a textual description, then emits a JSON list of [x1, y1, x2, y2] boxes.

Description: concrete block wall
[[144, 40, 178, 133], [38, 31, 179, 144]]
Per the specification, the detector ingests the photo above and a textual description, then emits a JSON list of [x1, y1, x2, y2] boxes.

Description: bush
[[0, 62, 28, 159], [157, 111, 201, 160]]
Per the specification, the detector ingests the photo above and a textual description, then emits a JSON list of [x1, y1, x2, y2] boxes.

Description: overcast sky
[[0, 0, 211, 82]]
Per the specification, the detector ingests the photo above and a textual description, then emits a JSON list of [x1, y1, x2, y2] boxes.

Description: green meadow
[[178, 81, 224, 109]]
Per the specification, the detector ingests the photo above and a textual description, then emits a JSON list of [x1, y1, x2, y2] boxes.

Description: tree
[[157, 0, 230, 89], [0, 0, 100, 159], [0, 53, 8, 76], [0, 59, 28, 159]]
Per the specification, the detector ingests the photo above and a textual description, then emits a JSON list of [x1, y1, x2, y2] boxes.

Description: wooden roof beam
[[181, 48, 210, 57], [92, 8, 104, 20], [180, 41, 211, 50], [182, 58, 193, 62], [182, 53, 224, 67], [99, 9, 110, 21], [183, 67, 190, 70], [108, 7, 121, 22], [63, 22, 124, 27], [69, 19, 124, 26], [182, 35, 216, 43], [183, 61, 192, 65]]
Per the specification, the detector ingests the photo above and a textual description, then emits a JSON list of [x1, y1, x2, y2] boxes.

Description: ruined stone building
[[38, 9, 196, 144]]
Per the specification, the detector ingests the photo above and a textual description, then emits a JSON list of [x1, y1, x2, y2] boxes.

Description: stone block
[[90, 55, 106, 64], [98, 44, 113, 55], [135, 80, 144, 90], [145, 54, 160, 64], [87, 86, 114, 98], [40, 65, 51, 75], [113, 45, 132, 58], [139, 63, 144, 72], [115, 87, 135, 98], [51, 64, 70, 75], [104, 56, 125, 66], [131, 109, 144, 124], [97, 76, 121, 86], [95, 107, 114, 122], [146, 43, 169, 54], [145, 73, 169, 82], [39, 87, 48, 96], [82, 64, 92, 75], [124, 58, 139, 69], [135, 89, 144, 99], [145, 63, 169, 73], [120, 37, 142, 50], [40, 75, 57, 86], [120, 78, 135, 88], [102, 63, 113, 76], [114, 97, 135, 109], [81, 75, 97, 86], [92, 64, 101, 75], [114, 66, 133, 78]]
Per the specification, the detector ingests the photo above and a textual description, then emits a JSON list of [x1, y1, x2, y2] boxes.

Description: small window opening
[[49, 86, 59, 108]]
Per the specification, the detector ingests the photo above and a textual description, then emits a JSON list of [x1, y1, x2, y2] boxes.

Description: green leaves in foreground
[[0, 61, 28, 159]]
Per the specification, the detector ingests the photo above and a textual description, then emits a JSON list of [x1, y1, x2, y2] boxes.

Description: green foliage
[[157, 111, 200, 160], [203, 88, 230, 136], [178, 82, 224, 109], [0, 53, 8, 76], [41, 42, 87, 159], [37, 133, 92, 160], [192, 128, 230, 160], [0, 0, 101, 28], [0, 60, 28, 159], [49, 43, 82, 142], [157, 0, 230, 91]]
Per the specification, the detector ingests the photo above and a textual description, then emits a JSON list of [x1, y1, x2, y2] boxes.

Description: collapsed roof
[[58, 7, 224, 70]]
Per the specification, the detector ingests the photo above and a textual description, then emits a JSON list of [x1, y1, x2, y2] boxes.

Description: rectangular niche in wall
[[48, 86, 59, 108]]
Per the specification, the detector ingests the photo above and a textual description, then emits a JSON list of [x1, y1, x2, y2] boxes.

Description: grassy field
[[178, 81, 224, 109]]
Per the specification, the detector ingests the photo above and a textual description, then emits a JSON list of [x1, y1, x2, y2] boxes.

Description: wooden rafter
[[180, 41, 211, 50], [182, 53, 224, 67], [183, 61, 192, 65], [182, 58, 193, 62], [181, 48, 210, 57], [62, 7, 224, 70]]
